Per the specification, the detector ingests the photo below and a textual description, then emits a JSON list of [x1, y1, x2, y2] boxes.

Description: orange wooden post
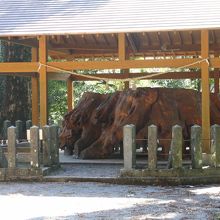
[[124, 80, 130, 90], [67, 77, 73, 112], [124, 69, 130, 90], [214, 71, 219, 94], [118, 33, 129, 89], [39, 36, 48, 126], [31, 48, 39, 125], [201, 30, 210, 153]]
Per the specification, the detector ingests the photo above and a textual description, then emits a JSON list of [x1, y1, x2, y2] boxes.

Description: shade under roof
[[1, 0, 220, 37]]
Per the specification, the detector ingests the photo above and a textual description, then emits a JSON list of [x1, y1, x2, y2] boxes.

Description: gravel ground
[[49, 164, 122, 177], [0, 182, 220, 220]]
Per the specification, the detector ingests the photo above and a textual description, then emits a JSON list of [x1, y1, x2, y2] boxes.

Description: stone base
[[202, 153, 214, 166], [0, 165, 60, 181], [64, 147, 72, 156], [120, 167, 220, 185]]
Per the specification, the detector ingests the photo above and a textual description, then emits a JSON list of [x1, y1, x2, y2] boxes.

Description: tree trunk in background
[[0, 41, 31, 135]]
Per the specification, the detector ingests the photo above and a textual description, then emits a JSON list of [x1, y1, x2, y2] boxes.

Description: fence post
[[15, 120, 23, 140], [26, 120, 32, 130], [191, 125, 202, 168], [0, 147, 3, 167], [148, 125, 157, 170], [211, 124, 220, 167], [0, 147, 7, 168], [3, 120, 11, 140], [170, 125, 182, 169], [123, 124, 136, 169], [50, 124, 60, 165], [42, 125, 52, 167], [7, 126, 17, 168], [30, 126, 40, 168]]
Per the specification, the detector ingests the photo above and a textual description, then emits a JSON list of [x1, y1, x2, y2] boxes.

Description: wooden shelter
[[0, 0, 220, 153]]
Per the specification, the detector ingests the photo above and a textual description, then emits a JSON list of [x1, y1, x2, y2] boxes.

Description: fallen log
[[60, 88, 220, 159]]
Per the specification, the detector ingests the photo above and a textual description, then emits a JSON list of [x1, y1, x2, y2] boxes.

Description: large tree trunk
[[60, 87, 220, 159], [0, 41, 31, 136]]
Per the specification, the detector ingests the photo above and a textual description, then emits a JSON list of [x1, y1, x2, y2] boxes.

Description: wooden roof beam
[[69, 71, 219, 81], [177, 31, 183, 46], [70, 35, 78, 44], [92, 35, 99, 45], [157, 32, 162, 47], [0, 57, 220, 73], [189, 31, 194, 45], [126, 33, 138, 53], [102, 34, 110, 46], [145, 33, 151, 46], [210, 30, 216, 44], [167, 32, 172, 45], [48, 57, 220, 71], [0, 37, 72, 57], [48, 43, 220, 55], [81, 34, 88, 44], [118, 33, 126, 60]]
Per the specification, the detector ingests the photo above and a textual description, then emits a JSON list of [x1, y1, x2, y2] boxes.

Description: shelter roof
[[0, 0, 220, 37]]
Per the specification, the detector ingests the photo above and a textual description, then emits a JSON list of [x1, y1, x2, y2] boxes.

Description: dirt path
[[0, 182, 219, 219]]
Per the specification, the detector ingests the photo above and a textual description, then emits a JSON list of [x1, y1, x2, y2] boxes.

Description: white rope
[[37, 62, 42, 72], [38, 58, 209, 82]]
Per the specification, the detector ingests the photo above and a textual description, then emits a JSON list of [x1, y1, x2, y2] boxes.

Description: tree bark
[[0, 41, 31, 137]]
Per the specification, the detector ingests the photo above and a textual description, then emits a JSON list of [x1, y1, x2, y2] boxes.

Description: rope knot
[[37, 62, 42, 72]]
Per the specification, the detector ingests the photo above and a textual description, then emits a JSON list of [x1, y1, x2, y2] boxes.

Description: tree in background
[[48, 79, 120, 123], [0, 41, 31, 132], [48, 80, 67, 123]]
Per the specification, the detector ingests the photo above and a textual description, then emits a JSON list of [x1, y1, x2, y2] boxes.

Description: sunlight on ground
[[0, 195, 175, 219], [189, 186, 220, 195]]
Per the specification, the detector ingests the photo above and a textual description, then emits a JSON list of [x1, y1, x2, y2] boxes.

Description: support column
[[124, 81, 129, 90], [118, 33, 129, 90], [67, 77, 73, 112], [201, 30, 210, 153], [214, 71, 219, 94], [39, 36, 48, 126], [124, 69, 130, 90], [31, 47, 39, 125]]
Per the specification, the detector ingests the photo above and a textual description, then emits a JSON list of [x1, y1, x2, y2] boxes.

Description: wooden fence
[[0, 123, 60, 180], [122, 124, 220, 170]]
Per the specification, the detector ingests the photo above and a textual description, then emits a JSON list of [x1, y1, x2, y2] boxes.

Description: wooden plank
[[118, 33, 126, 61], [201, 30, 210, 153], [67, 78, 73, 112], [70, 71, 220, 81], [39, 36, 48, 126], [210, 57, 220, 68], [118, 33, 130, 89], [48, 58, 203, 71], [0, 57, 219, 74], [214, 71, 219, 94], [123, 69, 130, 89], [0, 62, 38, 72], [31, 48, 39, 126]]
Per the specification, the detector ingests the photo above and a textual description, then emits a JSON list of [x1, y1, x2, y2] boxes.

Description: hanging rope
[[38, 58, 209, 82]]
